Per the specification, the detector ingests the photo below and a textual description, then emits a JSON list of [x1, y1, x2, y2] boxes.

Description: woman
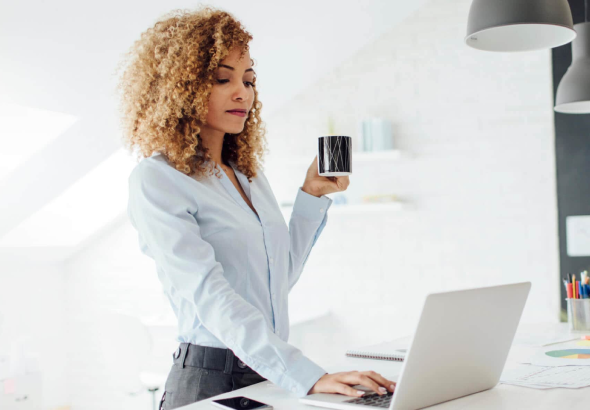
[[116, 6, 396, 410]]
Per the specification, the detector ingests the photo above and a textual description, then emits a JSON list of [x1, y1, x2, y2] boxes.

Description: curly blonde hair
[[115, 5, 267, 182]]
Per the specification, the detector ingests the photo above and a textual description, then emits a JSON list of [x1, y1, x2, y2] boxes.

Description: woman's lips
[[227, 111, 246, 117]]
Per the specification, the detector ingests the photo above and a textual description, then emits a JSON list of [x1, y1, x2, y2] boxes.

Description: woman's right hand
[[308, 371, 396, 397]]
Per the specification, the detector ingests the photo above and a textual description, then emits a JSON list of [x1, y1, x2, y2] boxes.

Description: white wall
[[62, 0, 561, 407], [0, 259, 69, 410], [64, 217, 179, 410]]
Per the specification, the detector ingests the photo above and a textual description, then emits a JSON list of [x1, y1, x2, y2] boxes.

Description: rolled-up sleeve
[[127, 163, 326, 397], [287, 187, 333, 292]]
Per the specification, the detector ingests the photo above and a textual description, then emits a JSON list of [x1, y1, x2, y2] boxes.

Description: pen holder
[[566, 298, 590, 331]]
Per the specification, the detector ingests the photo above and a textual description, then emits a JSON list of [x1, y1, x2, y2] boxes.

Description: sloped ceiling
[[0, 0, 429, 263]]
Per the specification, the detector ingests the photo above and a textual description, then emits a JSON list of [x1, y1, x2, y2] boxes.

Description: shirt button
[[319, 208, 325, 213], [270, 258, 274, 264]]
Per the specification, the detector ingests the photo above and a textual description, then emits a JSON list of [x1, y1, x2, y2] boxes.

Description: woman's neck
[[198, 131, 226, 167]]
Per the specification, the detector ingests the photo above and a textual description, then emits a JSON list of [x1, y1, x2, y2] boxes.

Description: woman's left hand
[[301, 156, 350, 198]]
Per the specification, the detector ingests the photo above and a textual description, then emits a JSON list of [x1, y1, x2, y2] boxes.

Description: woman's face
[[202, 47, 255, 136]]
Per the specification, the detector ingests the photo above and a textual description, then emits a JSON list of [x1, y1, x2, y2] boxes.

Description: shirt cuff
[[292, 187, 333, 221], [281, 356, 328, 398]]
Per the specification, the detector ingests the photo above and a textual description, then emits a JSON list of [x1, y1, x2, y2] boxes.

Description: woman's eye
[[216, 79, 255, 88]]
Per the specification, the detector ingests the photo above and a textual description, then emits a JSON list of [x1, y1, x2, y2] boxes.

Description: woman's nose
[[233, 84, 250, 101]]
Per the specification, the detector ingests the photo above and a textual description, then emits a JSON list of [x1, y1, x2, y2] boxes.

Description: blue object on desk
[[333, 194, 348, 205]]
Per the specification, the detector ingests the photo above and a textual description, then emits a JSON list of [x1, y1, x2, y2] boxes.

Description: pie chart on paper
[[545, 349, 590, 359]]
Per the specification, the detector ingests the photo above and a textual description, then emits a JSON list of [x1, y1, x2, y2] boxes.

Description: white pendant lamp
[[466, 0, 576, 52], [555, 3, 590, 114]]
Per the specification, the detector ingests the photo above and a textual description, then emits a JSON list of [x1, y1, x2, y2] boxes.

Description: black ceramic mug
[[318, 136, 352, 177]]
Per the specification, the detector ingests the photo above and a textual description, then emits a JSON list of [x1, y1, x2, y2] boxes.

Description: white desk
[[181, 322, 590, 409]]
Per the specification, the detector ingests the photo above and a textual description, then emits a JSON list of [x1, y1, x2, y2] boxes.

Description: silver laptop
[[300, 282, 531, 410]]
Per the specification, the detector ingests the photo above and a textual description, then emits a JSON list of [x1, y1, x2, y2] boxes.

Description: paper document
[[501, 365, 590, 389]]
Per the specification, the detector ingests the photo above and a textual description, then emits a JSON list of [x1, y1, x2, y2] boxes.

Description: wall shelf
[[271, 149, 404, 167], [353, 149, 404, 162]]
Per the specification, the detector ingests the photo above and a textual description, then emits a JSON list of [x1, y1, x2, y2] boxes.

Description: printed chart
[[546, 349, 590, 359], [525, 348, 590, 366]]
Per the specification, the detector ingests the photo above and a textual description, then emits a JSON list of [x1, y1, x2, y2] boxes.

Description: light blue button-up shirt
[[127, 153, 333, 397]]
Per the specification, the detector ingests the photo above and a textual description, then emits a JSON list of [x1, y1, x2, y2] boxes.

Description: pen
[[573, 274, 577, 299]]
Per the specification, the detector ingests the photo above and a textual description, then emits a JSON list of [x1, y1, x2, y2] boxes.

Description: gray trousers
[[159, 343, 267, 410]]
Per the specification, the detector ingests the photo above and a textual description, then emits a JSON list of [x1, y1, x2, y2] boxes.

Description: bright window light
[[0, 101, 78, 180], [0, 148, 137, 247]]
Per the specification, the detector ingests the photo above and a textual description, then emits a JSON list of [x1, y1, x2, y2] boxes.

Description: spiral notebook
[[345, 340, 407, 361]]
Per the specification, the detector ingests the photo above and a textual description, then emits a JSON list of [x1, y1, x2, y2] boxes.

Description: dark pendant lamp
[[466, 0, 576, 52], [555, 2, 590, 114]]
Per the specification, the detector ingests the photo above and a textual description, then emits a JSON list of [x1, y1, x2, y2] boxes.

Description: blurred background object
[[358, 118, 394, 152]]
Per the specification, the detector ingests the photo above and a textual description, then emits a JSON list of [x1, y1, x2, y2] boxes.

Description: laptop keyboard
[[344, 392, 394, 408]]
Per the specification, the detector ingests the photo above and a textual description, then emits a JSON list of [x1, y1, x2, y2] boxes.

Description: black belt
[[172, 343, 259, 375]]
